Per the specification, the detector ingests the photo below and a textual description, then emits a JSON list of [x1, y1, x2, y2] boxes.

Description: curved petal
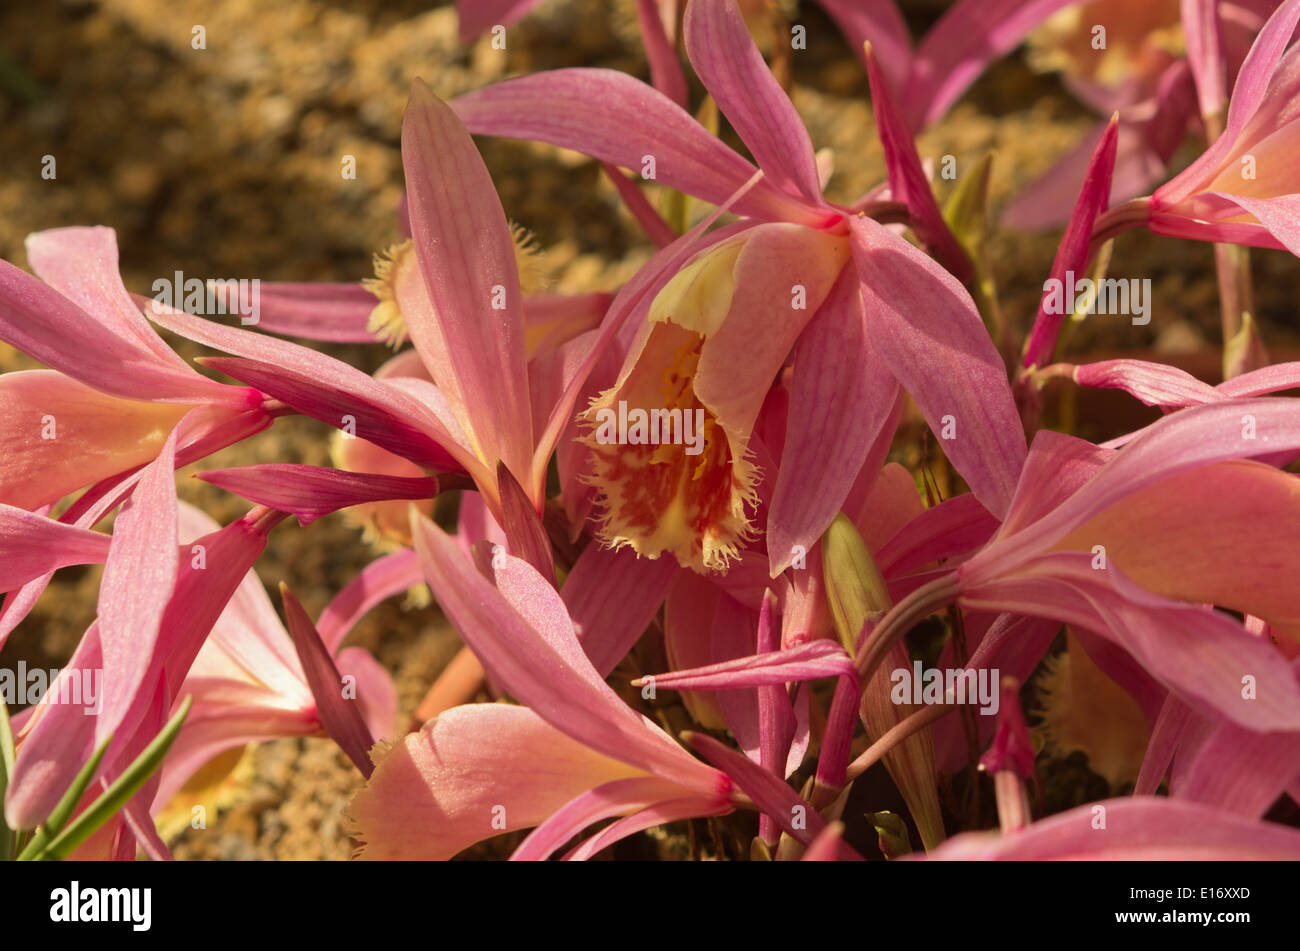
[[849, 216, 1026, 518], [348, 703, 648, 859], [452, 69, 827, 224], [684, 0, 824, 203], [403, 81, 534, 491]]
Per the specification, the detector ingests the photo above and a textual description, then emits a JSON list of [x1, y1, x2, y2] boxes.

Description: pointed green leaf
[[35, 696, 192, 861]]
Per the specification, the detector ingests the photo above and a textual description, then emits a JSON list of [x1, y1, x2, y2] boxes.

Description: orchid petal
[[453, 70, 827, 224], [918, 797, 1300, 860], [684, 0, 824, 203], [348, 704, 646, 860], [767, 270, 900, 576], [1022, 116, 1119, 369], [199, 464, 442, 525], [849, 216, 1026, 518], [403, 81, 534, 489], [412, 513, 721, 788]]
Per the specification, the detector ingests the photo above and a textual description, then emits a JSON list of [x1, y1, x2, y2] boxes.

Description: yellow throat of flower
[[363, 223, 548, 349]]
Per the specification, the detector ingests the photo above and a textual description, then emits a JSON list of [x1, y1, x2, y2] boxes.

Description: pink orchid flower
[[5, 437, 281, 836], [0, 227, 270, 512], [854, 399, 1300, 761], [1092, 0, 1300, 255], [148, 81, 604, 540], [454, 0, 1026, 575], [346, 513, 842, 860]]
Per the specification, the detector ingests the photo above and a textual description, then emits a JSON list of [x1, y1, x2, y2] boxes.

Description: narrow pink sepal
[[635, 0, 688, 108], [767, 269, 900, 576], [684, 0, 824, 204], [315, 549, 422, 653], [639, 641, 853, 692], [602, 162, 678, 249], [0, 506, 111, 591], [686, 731, 845, 851], [200, 355, 463, 473], [1135, 694, 1193, 795], [242, 282, 378, 342], [1182, 0, 1228, 120], [864, 44, 972, 281], [1022, 116, 1119, 369], [412, 513, 722, 789], [94, 428, 181, 741], [403, 81, 534, 488], [199, 464, 441, 525], [453, 70, 826, 224], [510, 775, 713, 861], [280, 584, 377, 778], [1063, 358, 1224, 407], [849, 216, 1026, 519]]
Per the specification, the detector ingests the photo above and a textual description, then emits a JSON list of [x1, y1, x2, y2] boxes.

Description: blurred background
[[0, 0, 1296, 858]]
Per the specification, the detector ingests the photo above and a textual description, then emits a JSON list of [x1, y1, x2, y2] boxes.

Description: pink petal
[[280, 585, 378, 777], [561, 542, 678, 677], [901, 0, 1080, 130], [767, 270, 900, 576], [241, 282, 377, 342], [684, 0, 824, 204], [636, 0, 688, 108], [412, 513, 723, 789], [864, 43, 971, 281], [147, 304, 471, 474], [1022, 116, 1119, 369], [849, 215, 1026, 519], [199, 464, 443, 526], [0, 505, 110, 591], [348, 703, 648, 859], [453, 70, 827, 225], [815, 0, 912, 92], [917, 797, 1300, 860], [402, 81, 535, 492], [316, 549, 422, 654], [638, 641, 854, 692]]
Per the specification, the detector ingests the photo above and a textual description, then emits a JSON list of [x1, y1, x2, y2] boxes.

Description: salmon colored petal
[[347, 704, 648, 860], [849, 216, 1027, 519], [402, 81, 535, 492], [412, 513, 722, 788], [1054, 460, 1300, 641], [684, 0, 824, 204], [0, 370, 193, 510], [768, 270, 900, 576]]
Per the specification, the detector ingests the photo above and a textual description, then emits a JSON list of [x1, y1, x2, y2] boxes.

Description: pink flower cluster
[[2, 0, 1299, 861]]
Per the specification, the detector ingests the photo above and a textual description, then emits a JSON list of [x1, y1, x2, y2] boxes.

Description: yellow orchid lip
[[580, 223, 850, 573]]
